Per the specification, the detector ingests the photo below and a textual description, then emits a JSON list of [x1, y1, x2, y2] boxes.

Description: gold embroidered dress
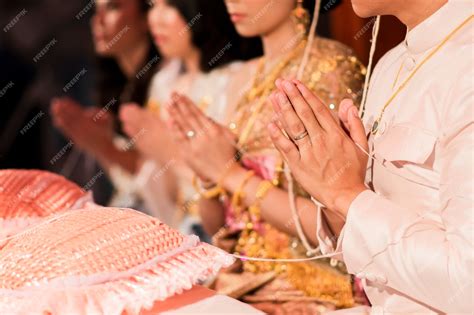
[[212, 37, 366, 313]]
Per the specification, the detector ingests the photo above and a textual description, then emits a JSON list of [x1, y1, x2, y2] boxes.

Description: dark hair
[[302, 0, 342, 22], [95, 0, 160, 137], [95, 0, 160, 107], [166, 0, 262, 72]]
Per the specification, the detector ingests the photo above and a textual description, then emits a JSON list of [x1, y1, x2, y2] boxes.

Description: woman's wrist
[[220, 163, 250, 194]]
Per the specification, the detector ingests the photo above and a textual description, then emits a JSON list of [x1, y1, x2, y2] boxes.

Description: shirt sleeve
[[335, 69, 474, 313]]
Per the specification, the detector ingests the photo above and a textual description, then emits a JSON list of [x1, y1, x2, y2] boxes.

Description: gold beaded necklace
[[371, 15, 473, 135], [230, 39, 307, 147]]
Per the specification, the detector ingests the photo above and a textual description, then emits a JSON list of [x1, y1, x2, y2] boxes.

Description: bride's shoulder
[[310, 37, 358, 59], [226, 57, 260, 91], [305, 37, 365, 73], [304, 36, 366, 81]]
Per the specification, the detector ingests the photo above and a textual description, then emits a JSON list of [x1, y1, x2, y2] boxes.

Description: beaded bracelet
[[231, 170, 255, 209], [248, 180, 274, 220]]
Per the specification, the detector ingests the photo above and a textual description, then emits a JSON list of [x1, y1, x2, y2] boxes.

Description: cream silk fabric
[[317, 2, 473, 314]]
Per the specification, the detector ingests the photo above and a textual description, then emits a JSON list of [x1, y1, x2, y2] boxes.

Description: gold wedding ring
[[293, 130, 309, 141]]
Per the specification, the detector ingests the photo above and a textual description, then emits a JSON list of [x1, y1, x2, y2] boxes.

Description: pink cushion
[[0, 169, 90, 239], [0, 205, 234, 315]]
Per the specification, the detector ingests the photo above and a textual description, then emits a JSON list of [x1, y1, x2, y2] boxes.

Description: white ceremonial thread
[[359, 15, 381, 117], [284, 162, 321, 256], [233, 250, 342, 263], [276, 0, 324, 258], [296, 0, 321, 79], [354, 142, 439, 189]]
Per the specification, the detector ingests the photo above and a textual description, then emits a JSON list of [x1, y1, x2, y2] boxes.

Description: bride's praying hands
[[167, 93, 238, 183], [119, 103, 176, 164]]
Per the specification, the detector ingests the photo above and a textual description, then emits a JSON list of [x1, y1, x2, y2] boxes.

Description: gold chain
[[230, 39, 307, 147], [371, 15, 473, 135]]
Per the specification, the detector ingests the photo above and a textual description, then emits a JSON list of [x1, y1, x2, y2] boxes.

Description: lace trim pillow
[[0, 206, 234, 315], [0, 169, 91, 239]]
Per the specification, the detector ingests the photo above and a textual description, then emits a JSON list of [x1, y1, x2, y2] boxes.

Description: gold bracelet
[[231, 170, 255, 209], [192, 162, 241, 199], [192, 175, 224, 199], [248, 180, 274, 220]]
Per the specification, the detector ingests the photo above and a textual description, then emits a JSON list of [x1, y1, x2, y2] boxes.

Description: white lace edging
[[0, 241, 234, 315]]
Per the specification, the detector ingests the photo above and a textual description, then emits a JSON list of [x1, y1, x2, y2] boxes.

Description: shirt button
[[378, 121, 387, 135], [404, 56, 416, 71]]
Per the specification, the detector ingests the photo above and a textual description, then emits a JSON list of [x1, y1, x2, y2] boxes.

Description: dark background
[[0, 0, 404, 204]]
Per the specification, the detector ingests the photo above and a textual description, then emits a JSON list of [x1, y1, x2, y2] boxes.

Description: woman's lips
[[229, 13, 246, 23], [153, 34, 167, 45]]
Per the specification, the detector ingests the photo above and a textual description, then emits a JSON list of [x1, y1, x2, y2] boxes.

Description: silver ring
[[186, 130, 196, 138], [293, 130, 309, 141]]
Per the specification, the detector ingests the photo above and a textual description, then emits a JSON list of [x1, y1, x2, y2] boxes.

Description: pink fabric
[[0, 169, 91, 239], [317, 2, 473, 314], [0, 206, 234, 315]]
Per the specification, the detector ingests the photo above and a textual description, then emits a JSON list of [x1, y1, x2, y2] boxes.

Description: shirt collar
[[404, 1, 473, 55]]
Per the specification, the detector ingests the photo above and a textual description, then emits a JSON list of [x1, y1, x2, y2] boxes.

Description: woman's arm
[[94, 141, 140, 174], [198, 197, 226, 236], [220, 164, 345, 246]]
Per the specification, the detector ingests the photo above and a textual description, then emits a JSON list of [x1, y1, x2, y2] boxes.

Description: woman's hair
[[166, 0, 262, 72], [95, 0, 160, 138], [95, 0, 160, 107]]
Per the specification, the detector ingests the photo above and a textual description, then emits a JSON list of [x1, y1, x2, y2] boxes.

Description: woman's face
[[91, 0, 148, 57], [224, 0, 295, 37], [147, 0, 194, 59]]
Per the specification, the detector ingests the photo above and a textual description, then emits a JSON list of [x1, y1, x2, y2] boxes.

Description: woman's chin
[[233, 25, 261, 38], [94, 45, 114, 57]]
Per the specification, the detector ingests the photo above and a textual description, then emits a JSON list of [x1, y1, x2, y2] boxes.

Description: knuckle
[[290, 122, 305, 133], [281, 142, 294, 154], [300, 107, 313, 118]]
